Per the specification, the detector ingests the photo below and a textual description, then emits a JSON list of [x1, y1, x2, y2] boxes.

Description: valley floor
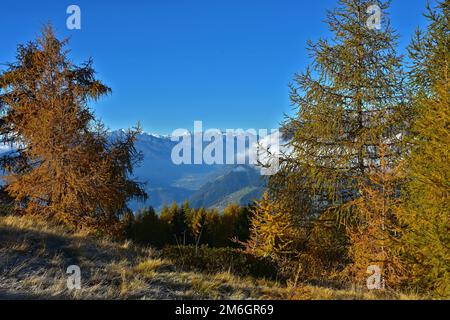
[[0, 215, 420, 300]]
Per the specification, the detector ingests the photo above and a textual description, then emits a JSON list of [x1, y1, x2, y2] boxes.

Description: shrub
[[163, 245, 278, 280]]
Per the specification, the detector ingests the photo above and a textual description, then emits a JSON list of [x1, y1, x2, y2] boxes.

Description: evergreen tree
[[133, 207, 168, 247], [234, 205, 253, 243], [204, 208, 221, 247], [122, 211, 136, 239], [0, 26, 146, 233], [401, 0, 449, 297]]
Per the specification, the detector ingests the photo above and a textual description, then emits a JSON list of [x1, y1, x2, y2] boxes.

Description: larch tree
[[244, 192, 295, 262], [190, 207, 207, 249], [269, 0, 409, 278], [401, 0, 449, 297], [345, 143, 406, 288], [0, 26, 146, 234]]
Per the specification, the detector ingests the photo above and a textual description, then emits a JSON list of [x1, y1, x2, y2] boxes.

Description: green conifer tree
[[270, 0, 408, 275], [401, 0, 449, 297]]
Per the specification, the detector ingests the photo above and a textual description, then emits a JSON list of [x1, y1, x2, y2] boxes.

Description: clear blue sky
[[1, 0, 429, 134]]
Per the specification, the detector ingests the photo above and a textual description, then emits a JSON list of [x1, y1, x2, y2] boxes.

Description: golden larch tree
[[244, 192, 295, 262], [0, 26, 146, 233]]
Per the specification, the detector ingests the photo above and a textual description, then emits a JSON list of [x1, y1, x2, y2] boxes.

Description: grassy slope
[[0, 215, 420, 300]]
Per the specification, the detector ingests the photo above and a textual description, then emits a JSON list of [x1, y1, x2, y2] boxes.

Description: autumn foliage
[[0, 26, 146, 234], [245, 0, 449, 297], [344, 144, 407, 288], [243, 192, 295, 262], [0, 0, 447, 299]]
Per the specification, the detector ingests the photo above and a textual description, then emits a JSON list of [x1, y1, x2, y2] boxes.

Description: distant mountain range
[[0, 131, 268, 211], [125, 131, 267, 212]]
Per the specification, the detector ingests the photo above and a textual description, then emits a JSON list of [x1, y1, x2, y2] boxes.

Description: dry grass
[[0, 215, 424, 300]]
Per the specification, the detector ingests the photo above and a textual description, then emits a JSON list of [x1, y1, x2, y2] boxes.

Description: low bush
[[163, 245, 278, 280]]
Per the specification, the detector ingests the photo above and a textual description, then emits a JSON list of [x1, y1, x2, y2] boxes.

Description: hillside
[[189, 166, 266, 210], [0, 215, 419, 300], [128, 132, 267, 211]]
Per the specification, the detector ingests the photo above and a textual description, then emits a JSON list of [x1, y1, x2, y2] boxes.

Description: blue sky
[[1, 0, 429, 134]]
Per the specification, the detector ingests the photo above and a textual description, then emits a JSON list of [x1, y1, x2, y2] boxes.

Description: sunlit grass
[[0, 214, 425, 300]]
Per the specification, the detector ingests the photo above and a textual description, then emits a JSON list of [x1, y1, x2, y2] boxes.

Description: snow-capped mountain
[[128, 131, 267, 211]]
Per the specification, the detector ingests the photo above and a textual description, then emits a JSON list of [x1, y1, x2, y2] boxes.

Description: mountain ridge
[[0, 131, 267, 211], [127, 131, 267, 211]]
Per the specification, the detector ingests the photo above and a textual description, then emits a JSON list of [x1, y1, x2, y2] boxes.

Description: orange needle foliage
[[0, 26, 146, 234]]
